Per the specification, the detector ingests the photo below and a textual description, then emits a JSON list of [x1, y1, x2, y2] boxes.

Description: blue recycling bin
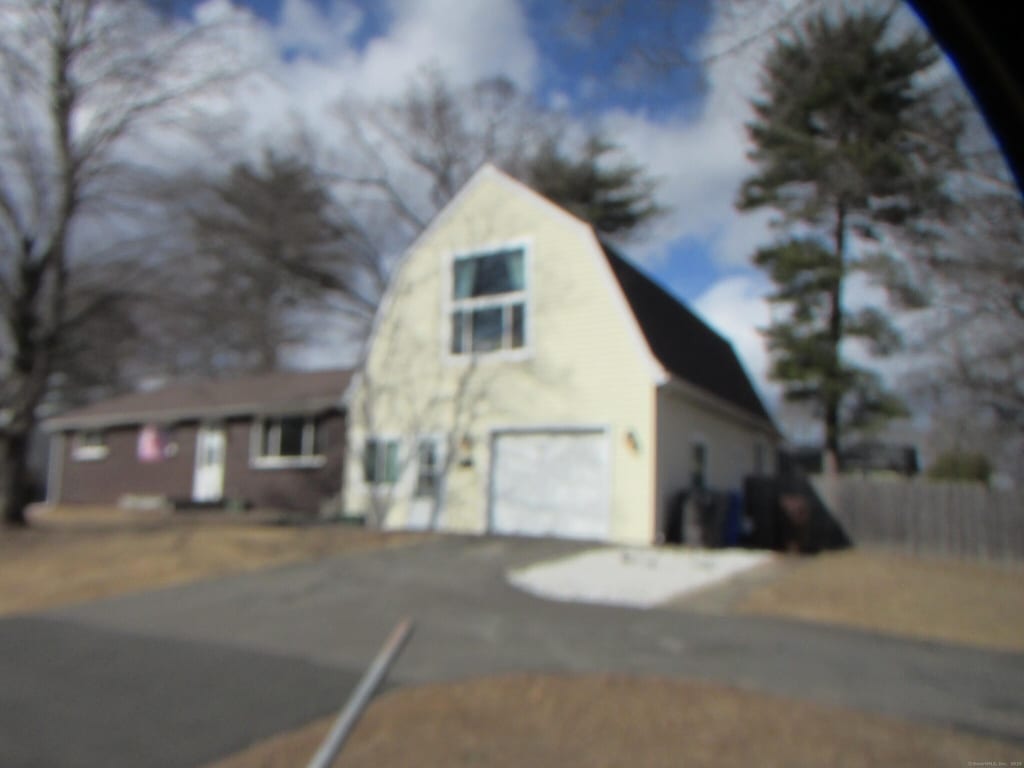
[[723, 490, 743, 547]]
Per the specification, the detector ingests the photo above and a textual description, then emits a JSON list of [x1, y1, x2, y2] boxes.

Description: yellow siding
[[344, 169, 657, 544], [654, 384, 778, 538]]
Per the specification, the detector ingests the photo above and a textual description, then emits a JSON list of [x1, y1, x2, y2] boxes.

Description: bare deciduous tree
[[563, 0, 825, 75], [333, 68, 662, 252], [333, 68, 562, 239], [0, 0, 239, 525], [909, 137, 1024, 479], [933, 188, 1024, 428], [171, 150, 387, 374]]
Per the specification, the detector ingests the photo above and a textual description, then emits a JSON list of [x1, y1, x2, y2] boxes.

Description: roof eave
[[660, 375, 782, 439], [44, 397, 346, 433]]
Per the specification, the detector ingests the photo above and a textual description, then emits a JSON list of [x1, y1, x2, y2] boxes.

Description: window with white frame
[[414, 438, 440, 498], [252, 416, 323, 466], [364, 438, 399, 485], [72, 430, 108, 461], [450, 247, 526, 355]]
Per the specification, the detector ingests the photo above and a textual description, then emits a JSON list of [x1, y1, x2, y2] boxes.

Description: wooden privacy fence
[[810, 475, 1024, 561]]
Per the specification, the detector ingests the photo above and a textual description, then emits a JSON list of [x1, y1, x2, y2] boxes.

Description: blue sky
[[229, 0, 714, 116], [154, 0, 975, 444], [182, 0, 745, 298], [172, 0, 938, 422]]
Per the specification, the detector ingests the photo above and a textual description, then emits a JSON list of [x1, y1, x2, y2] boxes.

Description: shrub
[[926, 451, 992, 483]]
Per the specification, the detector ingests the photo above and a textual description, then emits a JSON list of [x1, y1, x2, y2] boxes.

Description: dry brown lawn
[[736, 548, 1024, 652], [7, 511, 1022, 766], [205, 674, 1021, 768], [0, 505, 427, 616]]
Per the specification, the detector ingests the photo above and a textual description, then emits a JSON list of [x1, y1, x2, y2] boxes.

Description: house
[[343, 165, 780, 544], [45, 368, 351, 513]]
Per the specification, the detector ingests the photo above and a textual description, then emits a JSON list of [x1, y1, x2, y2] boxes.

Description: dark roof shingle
[[601, 243, 774, 425], [47, 368, 353, 430]]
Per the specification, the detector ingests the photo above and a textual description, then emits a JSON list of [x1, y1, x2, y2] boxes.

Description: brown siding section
[[58, 422, 198, 505], [56, 411, 345, 513], [222, 413, 345, 513]]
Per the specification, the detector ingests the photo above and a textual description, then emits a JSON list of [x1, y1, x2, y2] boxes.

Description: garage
[[490, 429, 611, 541]]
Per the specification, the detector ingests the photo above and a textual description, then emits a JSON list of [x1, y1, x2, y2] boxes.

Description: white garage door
[[491, 430, 611, 541]]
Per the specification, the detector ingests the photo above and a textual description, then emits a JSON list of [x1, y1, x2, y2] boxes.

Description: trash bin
[[664, 490, 688, 544], [723, 491, 743, 547]]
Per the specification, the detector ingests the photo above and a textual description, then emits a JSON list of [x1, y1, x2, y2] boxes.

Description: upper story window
[[450, 247, 526, 356], [252, 416, 325, 468], [72, 430, 108, 461]]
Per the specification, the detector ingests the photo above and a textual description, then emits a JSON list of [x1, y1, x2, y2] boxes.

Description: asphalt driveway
[[2, 535, 1022, 767]]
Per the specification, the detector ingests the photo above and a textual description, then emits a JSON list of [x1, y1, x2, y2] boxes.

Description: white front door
[[192, 426, 226, 502], [490, 430, 611, 541], [407, 436, 444, 530]]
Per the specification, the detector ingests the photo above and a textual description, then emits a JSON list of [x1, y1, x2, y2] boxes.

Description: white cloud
[[354, 0, 538, 94], [65, 0, 955, 390], [602, 106, 772, 268], [602, 0, 961, 444], [692, 273, 778, 409], [598, 0, 827, 269], [192, 0, 246, 25], [182, 0, 541, 169], [605, 0, 950, 272], [155, 0, 543, 370], [274, 0, 363, 58], [183, 0, 812, 257], [592, 4, 806, 428], [687, 267, 935, 441]]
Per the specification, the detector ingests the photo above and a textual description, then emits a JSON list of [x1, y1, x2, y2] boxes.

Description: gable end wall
[[345, 171, 658, 543]]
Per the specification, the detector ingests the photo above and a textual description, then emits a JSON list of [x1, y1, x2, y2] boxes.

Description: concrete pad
[[507, 547, 775, 608]]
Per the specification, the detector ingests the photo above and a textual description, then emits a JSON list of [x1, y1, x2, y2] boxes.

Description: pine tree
[[737, 9, 961, 460], [339, 70, 663, 240], [526, 132, 663, 236], [185, 152, 384, 372]]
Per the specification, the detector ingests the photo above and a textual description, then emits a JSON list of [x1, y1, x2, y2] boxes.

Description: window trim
[[250, 415, 326, 470], [363, 436, 401, 487], [413, 435, 444, 499], [71, 430, 108, 462], [443, 238, 532, 364]]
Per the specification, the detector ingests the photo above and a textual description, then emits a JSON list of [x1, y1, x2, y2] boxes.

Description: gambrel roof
[[601, 242, 773, 424], [400, 163, 775, 428]]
